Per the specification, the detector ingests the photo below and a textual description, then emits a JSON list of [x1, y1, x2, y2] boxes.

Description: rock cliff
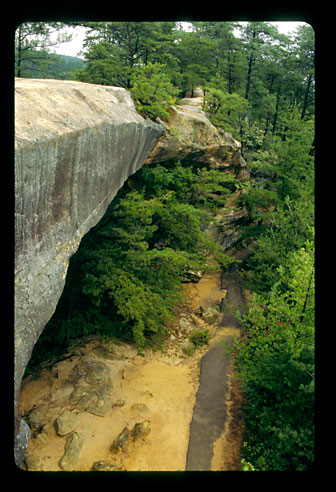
[[14, 78, 164, 465], [14, 79, 250, 466], [145, 91, 250, 182]]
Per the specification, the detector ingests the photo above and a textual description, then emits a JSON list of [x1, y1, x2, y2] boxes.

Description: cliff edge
[[14, 78, 164, 465], [145, 89, 250, 182]]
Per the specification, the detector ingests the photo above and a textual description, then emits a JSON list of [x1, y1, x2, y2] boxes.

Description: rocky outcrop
[[20, 336, 137, 470], [15, 80, 250, 466], [14, 78, 164, 465], [145, 90, 250, 182]]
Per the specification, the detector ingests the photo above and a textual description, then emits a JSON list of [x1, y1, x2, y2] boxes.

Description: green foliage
[[130, 63, 178, 120], [132, 160, 235, 210], [238, 186, 279, 219], [204, 81, 250, 139], [27, 162, 234, 371], [190, 330, 211, 347], [17, 53, 86, 80], [240, 458, 257, 471], [73, 41, 128, 86], [234, 244, 314, 470], [15, 22, 73, 78], [242, 190, 314, 294]]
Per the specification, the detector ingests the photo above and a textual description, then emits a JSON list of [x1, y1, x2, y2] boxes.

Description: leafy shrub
[[203, 81, 250, 140], [190, 329, 211, 347], [130, 62, 178, 120], [234, 245, 315, 470]]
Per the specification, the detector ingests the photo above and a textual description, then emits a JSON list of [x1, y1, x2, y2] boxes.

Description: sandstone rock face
[[145, 92, 250, 181], [14, 78, 164, 465]]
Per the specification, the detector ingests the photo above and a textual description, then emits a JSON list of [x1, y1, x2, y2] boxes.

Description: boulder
[[179, 317, 194, 332], [59, 432, 85, 471], [85, 361, 110, 385], [145, 95, 249, 181], [94, 341, 137, 361], [183, 269, 203, 282], [23, 453, 41, 471], [199, 306, 221, 324], [110, 420, 151, 454], [67, 358, 114, 416], [130, 402, 150, 415], [70, 382, 113, 417], [110, 426, 131, 454], [54, 411, 79, 436], [180, 339, 195, 355], [27, 406, 48, 430], [14, 419, 31, 468], [91, 461, 120, 471], [131, 420, 151, 441]]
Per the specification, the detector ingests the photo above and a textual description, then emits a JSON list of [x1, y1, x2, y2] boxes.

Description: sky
[[52, 21, 308, 58]]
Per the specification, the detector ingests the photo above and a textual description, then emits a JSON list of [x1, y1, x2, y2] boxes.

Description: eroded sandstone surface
[[14, 78, 164, 464], [145, 91, 250, 182]]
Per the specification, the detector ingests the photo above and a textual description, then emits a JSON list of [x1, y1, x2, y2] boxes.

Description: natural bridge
[[14, 78, 249, 466]]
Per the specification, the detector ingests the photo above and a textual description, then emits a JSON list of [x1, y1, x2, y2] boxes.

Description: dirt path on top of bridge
[[186, 269, 246, 471]]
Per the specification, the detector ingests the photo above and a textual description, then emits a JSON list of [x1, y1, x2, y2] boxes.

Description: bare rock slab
[[54, 411, 79, 436], [59, 432, 85, 471]]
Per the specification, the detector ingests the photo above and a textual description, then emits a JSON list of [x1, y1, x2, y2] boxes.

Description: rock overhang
[[14, 78, 165, 465]]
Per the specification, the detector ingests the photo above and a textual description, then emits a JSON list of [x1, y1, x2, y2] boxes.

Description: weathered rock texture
[[14, 78, 164, 465], [145, 93, 250, 182]]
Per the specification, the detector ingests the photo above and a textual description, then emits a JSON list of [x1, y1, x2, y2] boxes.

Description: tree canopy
[[19, 21, 315, 471]]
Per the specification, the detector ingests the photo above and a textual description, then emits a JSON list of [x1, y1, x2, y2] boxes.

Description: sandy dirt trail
[[19, 271, 244, 471], [186, 270, 245, 471]]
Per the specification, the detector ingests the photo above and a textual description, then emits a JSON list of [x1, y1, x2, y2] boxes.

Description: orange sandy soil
[[19, 272, 244, 471]]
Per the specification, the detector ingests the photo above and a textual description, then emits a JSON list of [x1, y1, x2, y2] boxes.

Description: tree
[[74, 40, 129, 87], [15, 22, 72, 78], [172, 28, 215, 95], [193, 21, 245, 94], [239, 22, 283, 101], [130, 63, 178, 120], [75, 22, 178, 89], [293, 24, 315, 120], [234, 243, 314, 470], [203, 76, 250, 144]]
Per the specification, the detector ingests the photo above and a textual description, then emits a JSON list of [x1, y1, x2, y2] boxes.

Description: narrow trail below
[[186, 270, 246, 471], [19, 271, 246, 471]]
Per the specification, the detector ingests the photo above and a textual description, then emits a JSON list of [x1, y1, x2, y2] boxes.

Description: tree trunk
[[272, 87, 281, 134], [245, 30, 256, 100], [16, 26, 22, 77], [227, 52, 234, 94], [264, 113, 270, 138], [299, 267, 314, 324], [245, 53, 254, 100], [300, 73, 312, 120]]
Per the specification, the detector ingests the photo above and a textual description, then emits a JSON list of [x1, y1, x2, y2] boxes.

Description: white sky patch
[[50, 26, 89, 58]]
